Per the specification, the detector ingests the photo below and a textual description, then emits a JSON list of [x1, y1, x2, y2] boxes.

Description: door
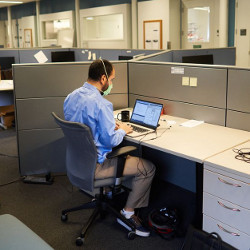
[[143, 20, 162, 49]]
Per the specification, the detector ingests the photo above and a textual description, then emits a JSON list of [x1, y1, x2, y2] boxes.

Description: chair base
[[61, 187, 136, 246]]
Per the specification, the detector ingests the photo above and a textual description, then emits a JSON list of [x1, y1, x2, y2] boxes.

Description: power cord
[[0, 153, 18, 158], [232, 148, 250, 164], [0, 177, 25, 187]]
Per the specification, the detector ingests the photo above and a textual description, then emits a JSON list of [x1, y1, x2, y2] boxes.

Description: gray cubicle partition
[[0, 49, 20, 64], [18, 48, 70, 63], [13, 61, 128, 175], [227, 68, 250, 131], [140, 48, 236, 66], [128, 61, 227, 126]]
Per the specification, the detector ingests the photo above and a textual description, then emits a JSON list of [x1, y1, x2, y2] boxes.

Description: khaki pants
[[95, 155, 156, 209]]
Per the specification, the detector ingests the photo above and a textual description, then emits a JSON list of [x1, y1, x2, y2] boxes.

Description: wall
[[169, 0, 180, 49], [235, 0, 250, 67], [138, 0, 170, 49], [11, 16, 36, 48], [0, 21, 5, 47], [79, 4, 131, 49]]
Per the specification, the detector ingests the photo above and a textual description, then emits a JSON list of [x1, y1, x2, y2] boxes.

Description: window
[[83, 14, 123, 40], [42, 19, 70, 40], [188, 7, 210, 42]]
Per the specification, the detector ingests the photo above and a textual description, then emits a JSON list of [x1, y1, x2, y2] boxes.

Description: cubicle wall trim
[[128, 93, 227, 111]]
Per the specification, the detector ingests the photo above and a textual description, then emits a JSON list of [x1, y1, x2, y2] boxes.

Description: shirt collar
[[84, 82, 102, 95]]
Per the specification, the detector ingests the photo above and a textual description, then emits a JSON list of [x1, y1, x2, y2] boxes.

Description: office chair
[[51, 112, 138, 246]]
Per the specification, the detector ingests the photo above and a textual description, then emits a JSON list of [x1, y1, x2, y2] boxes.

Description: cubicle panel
[[16, 97, 65, 130], [99, 49, 122, 60], [129, 94, 226, 126], [70, 48, 100, 62], [228, 69, 250, 113], [13, 63, 90, 98], [172, 48, 235, 65], [129, 62, 227, 109], [226, 110, 250, 132], [141, 51, 173, 62], [18, 129, 66, 175], [0, 49, 20, 64], [106, 94, 128, 110], [18, 48, 69, 63], [14, 61, 127, 99], [112, 62, 128, 93], [121, 49, 162, 57]]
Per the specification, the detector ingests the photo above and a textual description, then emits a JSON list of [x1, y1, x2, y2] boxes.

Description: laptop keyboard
[[131, 124, 150, 133]]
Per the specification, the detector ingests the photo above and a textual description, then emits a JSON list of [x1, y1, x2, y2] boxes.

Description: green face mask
[[102, 82, 113, 96]]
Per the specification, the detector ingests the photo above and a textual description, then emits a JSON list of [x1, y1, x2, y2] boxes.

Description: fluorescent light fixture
[[86, 17, 94, 21], [0, 1, 23, 3]]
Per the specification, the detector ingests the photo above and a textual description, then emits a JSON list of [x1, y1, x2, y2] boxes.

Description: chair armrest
[[106, 146, 137, 159]]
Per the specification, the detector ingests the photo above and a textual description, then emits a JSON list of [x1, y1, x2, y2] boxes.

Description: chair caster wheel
[[76, 237, 84, 246], [128, 231, 136, 240], [61, 214, 68, 222]]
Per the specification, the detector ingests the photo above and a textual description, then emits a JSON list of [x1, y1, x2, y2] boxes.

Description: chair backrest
[[52, 112, 97, 192]]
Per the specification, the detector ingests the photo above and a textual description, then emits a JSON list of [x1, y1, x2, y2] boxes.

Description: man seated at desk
[[63, 59, 156, 237]]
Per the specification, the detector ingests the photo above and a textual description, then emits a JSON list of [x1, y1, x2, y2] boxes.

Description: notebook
[[126, 99, 163, 137]]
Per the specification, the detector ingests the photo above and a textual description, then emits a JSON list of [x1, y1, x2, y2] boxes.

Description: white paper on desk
[[180, 120, 204, 128], [0, 80, 13, 90], [34, 51, 48, 63]]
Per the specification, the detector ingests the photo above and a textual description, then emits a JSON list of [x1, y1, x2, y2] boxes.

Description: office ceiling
[[0, 0, 36, 8]]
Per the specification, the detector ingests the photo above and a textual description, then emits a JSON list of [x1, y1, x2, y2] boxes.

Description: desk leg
[[194, 162, 203, 230]]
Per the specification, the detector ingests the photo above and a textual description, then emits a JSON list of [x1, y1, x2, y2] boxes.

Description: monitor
[[51, 51, 75, 62], [0, 57, 15, 80], [182, 54, 213, 65], [118, 55, 133, 60], [0, 57, 15, 70]]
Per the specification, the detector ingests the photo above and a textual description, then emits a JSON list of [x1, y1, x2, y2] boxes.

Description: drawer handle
[[217, 224, 240, 236], [218, 177, 241, 187], [217, 201, 240, 212]]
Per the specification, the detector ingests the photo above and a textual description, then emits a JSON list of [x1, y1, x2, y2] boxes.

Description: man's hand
[[116, 122, 133, 134]]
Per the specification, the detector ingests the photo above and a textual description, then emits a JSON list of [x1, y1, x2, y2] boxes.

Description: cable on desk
[[140, 127, 171, 142], [0, 153, 18, 158], [0, 177, 25, 187], [232, 148, 250, 164]]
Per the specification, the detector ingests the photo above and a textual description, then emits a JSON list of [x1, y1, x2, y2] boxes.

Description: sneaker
[[117, 213, 150, 237]]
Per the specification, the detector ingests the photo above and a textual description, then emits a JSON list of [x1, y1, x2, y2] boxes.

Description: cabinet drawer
[[204, 169, 250, 208], [203, 192, 250, 235], [203, 214, 250, 250]]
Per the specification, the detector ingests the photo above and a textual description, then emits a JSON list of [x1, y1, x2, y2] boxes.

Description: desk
[[203, 141, 250, 249], [115, 110, 250, 229], [0, 80, 14, 129], [0, 80, 14, 91]]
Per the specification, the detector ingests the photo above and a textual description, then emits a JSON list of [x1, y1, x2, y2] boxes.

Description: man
[[64, 59, 155, 237]]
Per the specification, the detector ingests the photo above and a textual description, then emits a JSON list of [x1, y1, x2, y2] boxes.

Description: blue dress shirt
[[64, 82, 126, 163]]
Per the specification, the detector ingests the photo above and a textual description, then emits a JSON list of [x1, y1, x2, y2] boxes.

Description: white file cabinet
[[203, 141, 250, 250]]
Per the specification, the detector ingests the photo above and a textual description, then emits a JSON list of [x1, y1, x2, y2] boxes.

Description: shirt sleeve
[[97, 104, 126, 148]]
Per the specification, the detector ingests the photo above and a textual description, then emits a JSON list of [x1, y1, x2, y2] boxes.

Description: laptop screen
[[130, 99, 163, 129]]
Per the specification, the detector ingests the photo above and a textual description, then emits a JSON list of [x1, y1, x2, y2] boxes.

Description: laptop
[[126, 99, 163, 137]]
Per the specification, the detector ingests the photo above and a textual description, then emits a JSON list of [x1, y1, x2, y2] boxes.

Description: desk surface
[[116, 110, 250, 164], [0, 80, 13, 91], [204, 140, 250, 180]]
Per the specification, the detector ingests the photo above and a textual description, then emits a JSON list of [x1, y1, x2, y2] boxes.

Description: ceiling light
[[0, 1, 23, 3]]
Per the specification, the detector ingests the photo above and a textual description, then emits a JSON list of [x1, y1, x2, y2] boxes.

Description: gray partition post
[[227, 68, 250, 131], [13, 61, 128, 176], [128, 61, 227, 126]]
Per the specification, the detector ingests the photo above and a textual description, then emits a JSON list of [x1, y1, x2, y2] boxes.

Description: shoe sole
[[117, 218, 150, 237]]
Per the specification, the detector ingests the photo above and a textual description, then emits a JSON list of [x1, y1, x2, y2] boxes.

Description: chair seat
[[94, 176, 131, 188]]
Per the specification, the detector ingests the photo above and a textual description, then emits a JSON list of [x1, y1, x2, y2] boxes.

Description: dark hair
[[88, 59, 113, 82]]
